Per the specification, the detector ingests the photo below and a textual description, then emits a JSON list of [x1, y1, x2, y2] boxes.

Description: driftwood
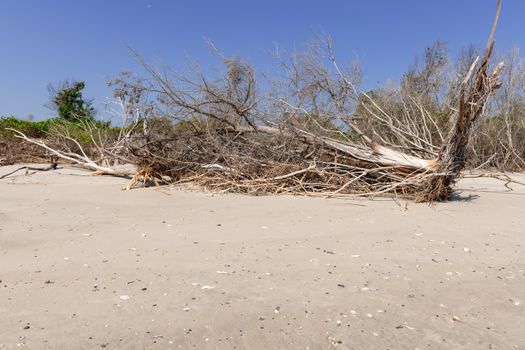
[[5, 128, 137, 178], [235, 125, 437, 171], [0, 162, 58, 180], [6, 1, 507, 201]]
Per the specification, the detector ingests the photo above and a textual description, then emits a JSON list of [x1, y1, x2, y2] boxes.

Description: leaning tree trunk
[[417, 0, 503, 201]]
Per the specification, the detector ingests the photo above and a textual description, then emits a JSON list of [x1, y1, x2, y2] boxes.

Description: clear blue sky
[[0, 0, 523, 120]]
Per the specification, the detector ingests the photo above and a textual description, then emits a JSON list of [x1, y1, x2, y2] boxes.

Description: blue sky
[[0, 0, 523, 120]]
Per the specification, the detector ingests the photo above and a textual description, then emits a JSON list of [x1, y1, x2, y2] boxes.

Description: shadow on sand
[[450, 192, 480, 202]]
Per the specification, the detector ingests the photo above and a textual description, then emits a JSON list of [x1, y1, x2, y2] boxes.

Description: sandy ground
[[0, 165, 524, 350]]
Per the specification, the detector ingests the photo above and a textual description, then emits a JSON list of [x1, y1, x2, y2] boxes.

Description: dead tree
[[418, 0, 503, 201], [7, 1, 506, 201]]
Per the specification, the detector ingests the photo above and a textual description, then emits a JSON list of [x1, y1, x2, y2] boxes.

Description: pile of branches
[[128, 123, 436, 198], [8, 1, 508, 202]]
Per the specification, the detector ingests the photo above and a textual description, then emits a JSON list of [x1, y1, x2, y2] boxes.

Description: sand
[[1, 165, 524, 349]]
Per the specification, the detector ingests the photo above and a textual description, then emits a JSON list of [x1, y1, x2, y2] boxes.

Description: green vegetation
[[0, 116, 117, 143], [0, 80, 119, 144], [0, 116, 58, 138], [48, 80, 94, 122]]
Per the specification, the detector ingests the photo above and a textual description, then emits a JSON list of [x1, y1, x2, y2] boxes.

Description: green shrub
[[48, 81, 95, 122], [0, 116, 60, 138], [0, 116, 121, 143]]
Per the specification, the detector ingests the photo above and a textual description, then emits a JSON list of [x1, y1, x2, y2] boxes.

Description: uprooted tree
[[8, 0, 509, 202]]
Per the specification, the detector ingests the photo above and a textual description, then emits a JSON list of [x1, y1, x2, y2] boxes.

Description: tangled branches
[[115, 1, 502, 201], [122, 122, 437, 198], [8, 1, 510, 202]]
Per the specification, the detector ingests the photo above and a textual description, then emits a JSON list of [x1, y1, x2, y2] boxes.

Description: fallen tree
[[5, 1, 510, 201]]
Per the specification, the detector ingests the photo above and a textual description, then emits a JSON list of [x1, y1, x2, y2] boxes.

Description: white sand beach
[[1, 165, 524, 349]]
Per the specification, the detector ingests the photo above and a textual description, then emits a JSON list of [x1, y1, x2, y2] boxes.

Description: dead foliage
[[6, 1, 517, 202]]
